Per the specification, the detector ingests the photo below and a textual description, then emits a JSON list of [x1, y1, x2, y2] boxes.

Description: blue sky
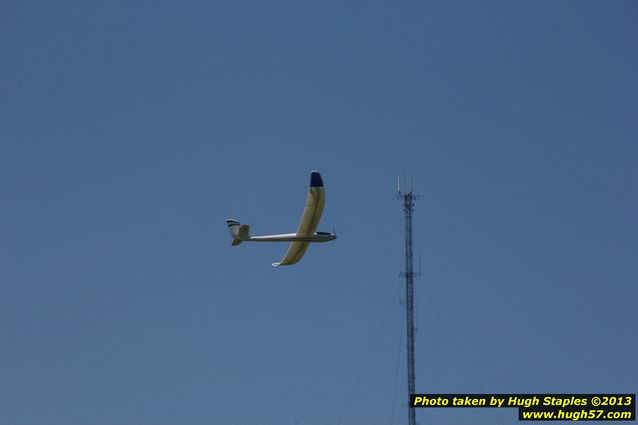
[[1, 1, 636, 424]]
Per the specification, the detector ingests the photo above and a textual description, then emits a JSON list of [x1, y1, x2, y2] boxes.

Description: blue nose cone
[[310, 171, 323, 187]]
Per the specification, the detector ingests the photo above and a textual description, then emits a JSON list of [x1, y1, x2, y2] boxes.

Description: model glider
[[226, 171, 336, 267]]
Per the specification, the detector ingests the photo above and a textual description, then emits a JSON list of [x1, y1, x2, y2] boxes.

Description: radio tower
[[398, 177, 417, 425]]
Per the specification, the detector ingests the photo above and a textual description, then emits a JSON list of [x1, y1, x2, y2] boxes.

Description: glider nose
[[310, 171, 323, 187]]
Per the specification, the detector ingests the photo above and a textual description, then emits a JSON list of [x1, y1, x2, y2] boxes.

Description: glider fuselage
[[247, 232, 336, 243]]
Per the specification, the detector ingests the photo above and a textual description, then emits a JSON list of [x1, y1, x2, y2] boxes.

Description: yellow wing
[[272, 172, 325, 266]]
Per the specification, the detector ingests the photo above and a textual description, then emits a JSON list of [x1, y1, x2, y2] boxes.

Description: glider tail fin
[[226, 219, 250, 246]]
